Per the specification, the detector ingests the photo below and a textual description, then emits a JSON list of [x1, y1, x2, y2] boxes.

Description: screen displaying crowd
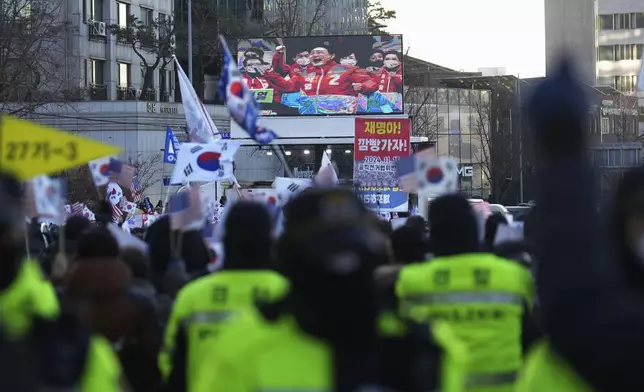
[[236, 35, 404, 116]]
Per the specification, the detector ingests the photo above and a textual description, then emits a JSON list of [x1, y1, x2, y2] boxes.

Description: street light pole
[[187, 0, 193, 83], [517, 74, 524, 204]]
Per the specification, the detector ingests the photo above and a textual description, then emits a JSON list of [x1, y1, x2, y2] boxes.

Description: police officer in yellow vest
[[159, 201, 289, 391], [193, 188, 469, 392], [0, 173, 124, 391], [397, 194, 534, 392]]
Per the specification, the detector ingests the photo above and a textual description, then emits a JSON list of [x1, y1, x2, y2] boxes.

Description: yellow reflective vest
[[0, 260, 59, 339], [396, 253, 534, 392], [516, 340, 593, 392], [193, 309, 468, 392], [0, 260, 124, 392], [159, 269, 289, 391]]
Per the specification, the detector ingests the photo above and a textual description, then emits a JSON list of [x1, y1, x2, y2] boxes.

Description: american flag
[[71, 202, 84, 215], [130, 175, 142, 203], [109, 159, 136, 188], [111, 203, 123, 222]]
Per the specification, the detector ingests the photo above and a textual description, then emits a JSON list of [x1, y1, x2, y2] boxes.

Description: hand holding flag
[[217, 35, 277, 145]]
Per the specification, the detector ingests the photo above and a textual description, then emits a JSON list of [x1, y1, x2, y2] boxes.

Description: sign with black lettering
[[0, 116, 121, 180]]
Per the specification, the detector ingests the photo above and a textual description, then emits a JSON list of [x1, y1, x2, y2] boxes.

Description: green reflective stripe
[[466, 371, 518, 387], [181, 310, 235, 327], [405, 291, 523, 305]]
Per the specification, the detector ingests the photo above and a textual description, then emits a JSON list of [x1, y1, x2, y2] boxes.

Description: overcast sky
[[379, 0, 546, 77]]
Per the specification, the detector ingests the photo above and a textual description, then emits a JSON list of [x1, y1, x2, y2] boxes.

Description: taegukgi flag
[[170, 141, 240, 184]]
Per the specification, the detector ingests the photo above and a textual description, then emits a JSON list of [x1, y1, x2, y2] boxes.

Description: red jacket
[[265, 61, 378, 97], [242, 73, 283, 103], [271, 51, 314, 78], [374, 68, 403, 93]]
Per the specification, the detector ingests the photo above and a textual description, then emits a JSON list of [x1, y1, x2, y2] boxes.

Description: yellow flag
[[0, 116, 122, 180]]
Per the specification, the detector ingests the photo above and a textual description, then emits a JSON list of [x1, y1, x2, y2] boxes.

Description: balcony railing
[[90, 84, 107, 100], [141, 89, 156, 101], [116, 86, 137, 100]]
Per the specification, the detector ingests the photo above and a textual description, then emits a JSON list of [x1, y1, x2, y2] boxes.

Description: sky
[[379, 0, 546, 77]]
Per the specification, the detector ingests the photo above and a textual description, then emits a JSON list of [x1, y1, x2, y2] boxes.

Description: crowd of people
[[2, 60, 644, 392]]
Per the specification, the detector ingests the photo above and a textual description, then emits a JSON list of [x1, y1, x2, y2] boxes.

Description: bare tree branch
[[404, 86, 440, 141], [128, 152, 163, 194], [109, 14, 176, 94], [0, 0, 82, 115], [263, 0, 330, 37], [470, 91, 512, 201]]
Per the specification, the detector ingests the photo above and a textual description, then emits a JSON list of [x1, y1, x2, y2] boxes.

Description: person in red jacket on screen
[[262, 42, 378, 97], [373, 51, 403, 94], [241, 57, 290, 103], [271, 46, 313, 78]]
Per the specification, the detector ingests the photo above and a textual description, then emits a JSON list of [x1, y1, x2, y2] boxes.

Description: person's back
[[397, 194, 533, 392], [159, 201, 288, 391], [397, 253, 533, 388], [194, 189, 467, 392]]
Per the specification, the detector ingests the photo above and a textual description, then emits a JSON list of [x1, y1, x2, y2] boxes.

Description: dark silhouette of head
[[428, 194, 480, 257]]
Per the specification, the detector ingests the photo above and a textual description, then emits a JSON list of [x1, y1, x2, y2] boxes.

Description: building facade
[[544, 0, 598, 85], [71, 0, 176, 101], [26, 101, 230, 201], [596, 4, 644, 127]]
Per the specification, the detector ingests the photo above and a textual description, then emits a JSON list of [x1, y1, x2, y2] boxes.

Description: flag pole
[[271, 145, 294, 178], [187, 0, 193, 83]]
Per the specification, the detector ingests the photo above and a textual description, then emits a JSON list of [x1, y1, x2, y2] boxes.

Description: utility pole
[[517, 74, 524, 203]]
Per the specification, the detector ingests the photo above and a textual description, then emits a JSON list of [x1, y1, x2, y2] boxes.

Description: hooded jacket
[[65, 229, 161, 392]]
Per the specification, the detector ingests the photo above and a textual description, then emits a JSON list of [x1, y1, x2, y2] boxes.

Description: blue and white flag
[[217, 35, 277, 145], [163, 126, 181, 164]]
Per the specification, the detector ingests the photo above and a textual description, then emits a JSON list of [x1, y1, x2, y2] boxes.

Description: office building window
[[601, 117, 610, 135], [117, 2, 130, 27], [597, 45, 614, 61], [141, 7, 153, 26], [636, 44, 644, 60], [623, 149, 638, 167], [615, 75, 637, 93], [158, 12, 169, 39], [599, 14, 613, 30], [89, 59, 104, 85], [117, 62, 130, 88], [637, 13, 644, 28], [597, 76, 614, 86], [89, 0, 103, 21], [608, 149, 621, 167]]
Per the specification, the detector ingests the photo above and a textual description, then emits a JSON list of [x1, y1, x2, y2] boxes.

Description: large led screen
[[237, 34, 404, 116]]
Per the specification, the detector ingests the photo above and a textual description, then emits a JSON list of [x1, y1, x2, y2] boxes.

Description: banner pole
[[271, 145, 294, 178]]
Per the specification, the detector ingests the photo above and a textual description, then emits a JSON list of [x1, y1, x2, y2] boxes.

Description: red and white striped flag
[[111, 202, 123, 222], [109, 159, 136, 188], [71, 202, 85, 215], [130, 175, 142, 203]]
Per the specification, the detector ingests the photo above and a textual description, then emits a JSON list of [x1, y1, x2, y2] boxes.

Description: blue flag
[[217, 35, 277, 145], [163, 126, 181, 164]]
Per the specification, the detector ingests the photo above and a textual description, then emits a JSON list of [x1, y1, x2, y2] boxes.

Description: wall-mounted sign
[[147, 103, 179, 115], [458, 166, 474, 177], [601, 100, 638, 116]]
